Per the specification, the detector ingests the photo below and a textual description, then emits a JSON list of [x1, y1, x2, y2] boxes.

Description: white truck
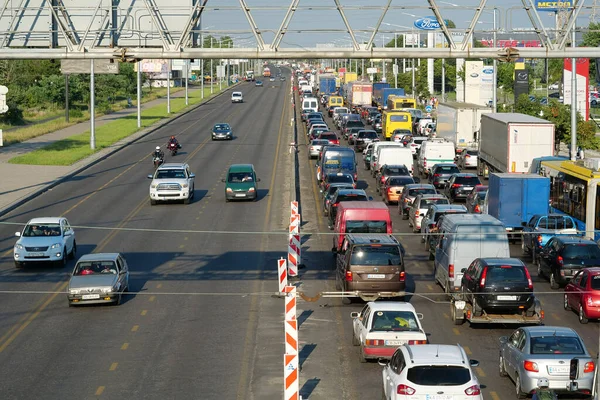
[[478, 113, 555, 178], [436, 102, 492, 156]]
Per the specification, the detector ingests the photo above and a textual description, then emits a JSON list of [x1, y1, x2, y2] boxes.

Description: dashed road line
[[443, 313, 449, 319], [141, 310, 148, 316], [121, 343, 129, 350], [452, 328, 460, 336], [490, 391, 500, 400], [156, 284, 162, 289], [475, 367, 486, 377], [463, 346, 472, 355], [131, 325, 139, 332], [95, 386, 105, 396], [551, 313, 560, 321], [109, 362, 118, 371], [149, 296, 156, 302]]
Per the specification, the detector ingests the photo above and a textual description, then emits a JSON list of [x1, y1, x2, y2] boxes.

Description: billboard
[[135, 59, 170, 79], [514, 69, 530, 104], [61, 59, 119, 74], [535, 1, 573, 12], [564, 58, 590, 120], [465, 61, 483, 105]]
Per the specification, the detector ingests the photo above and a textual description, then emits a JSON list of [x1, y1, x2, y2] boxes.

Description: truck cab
[[521, 214, 580, 263]]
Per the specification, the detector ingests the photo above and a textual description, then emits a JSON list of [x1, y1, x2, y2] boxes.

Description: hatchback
[[408, 194, 449, 233], [320, 172, 355, 192], [458, 149, 478, 169], [382, 176, 415, 205], [327, 189, 369, 227], [407, 136, 428, 157], [321, 183, 354, 216], [399, 184, 437, 219], [308, 139, 330, 159], [444, 173, 482, 202], [429, 163, 460, 189], [354, 130, 378, 152], [376, 164, 411, 194], [317, 132, 340, 145], [564, 267, 600, 323]]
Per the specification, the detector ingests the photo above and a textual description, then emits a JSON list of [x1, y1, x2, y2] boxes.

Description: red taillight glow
[[479, 267, 488, 288], [397, 384, 416, 395], [345, 271, 353, 282], [365, 339, 385, 346], [434, 173, 441, 177], [524, 267, 533, 289], [408, 340, 427, 345], [449, 264, 454, 279], [452, 183, 461, 188], [332, 203, 338, 207], [537, 235, 543, 245], [400, 271, 406, 282], [464, 385, 481, 396], [585, 361, 595, 373], [474, 205, 480, 213], [524, 361, 539, 372], [388, 187, 394, 193], [558, 255, 564, 265]]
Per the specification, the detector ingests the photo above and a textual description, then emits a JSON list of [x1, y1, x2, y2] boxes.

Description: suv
[[148, 163, 195, 205], [353, 130, 377, 152], [335, 234, 406, 301], [231, 91, 243, 103], [444, 173, 481, 201], [429, 163, 460, 189], [538, 236, 600, 289], [460, 257, 535, 316], [381, 344, 482, 399], [14, 217, 76, 268]]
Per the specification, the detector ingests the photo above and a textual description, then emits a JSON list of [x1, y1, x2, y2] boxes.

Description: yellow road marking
[[551, 313, 560, 321], [475, 367, 486, 377], [184, 237, 188, 241], [141, 310, 148, 316], [427, 284, 433, 291], [463, 346, 472, 355], [443, 313, 449, 319], [490, 392, 501, 400], [452, 328, 460, 335], [95, 386, 105, 396], [179, 244, 184, 249], [156, 284, 162, 289], [109, 362, 118, 371], [149, 296, 155, 302], [131, 325, 139, 332], [121, 343, 129, 350]]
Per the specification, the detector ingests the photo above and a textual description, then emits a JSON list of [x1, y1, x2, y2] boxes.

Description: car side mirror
[[15, 232, 21, 237], [147, 174, 153, 179], [368, 196, 373, 201], [469, 359, 480, 367], [189, 173, 196, 179], [521, 221, 527, 227], [221, 178, 226, 183], [499, 336, 508, 344], [64, 231, 72, 237], [378, 359, 389, 367], [416, 313, 424, 320], [256, 178, 261, 182], [461, 268, 467, 273], [350, 312, 360, 318]]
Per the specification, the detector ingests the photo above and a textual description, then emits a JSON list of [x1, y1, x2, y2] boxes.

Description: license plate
[[427, 396, 453, 400], [549, 366, 569, 374], [82, 294, 100, 300], [28, 252, 44, 257], [235, 194, 246, 197], [385, 340, 404, 346], [497, 295, 517, 300], [367, 274, 385, 279], [462, 187, 473, 191]]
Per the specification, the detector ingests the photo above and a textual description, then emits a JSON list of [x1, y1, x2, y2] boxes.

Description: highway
[[0, 67, 598, 400]]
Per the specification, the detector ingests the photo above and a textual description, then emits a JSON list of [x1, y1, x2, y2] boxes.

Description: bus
[[538, 159, 600, 240], [382, 110, 412, 140], [387, 95, 417, 111]]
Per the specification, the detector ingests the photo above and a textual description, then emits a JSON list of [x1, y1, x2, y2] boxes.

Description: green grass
[[9, 85, 228, 166]]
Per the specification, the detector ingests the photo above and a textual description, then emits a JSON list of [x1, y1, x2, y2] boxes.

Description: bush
[[69, 108, 83, 118]]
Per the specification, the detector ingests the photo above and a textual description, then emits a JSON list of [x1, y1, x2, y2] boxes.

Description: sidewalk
[[0, 85, 228, 217]]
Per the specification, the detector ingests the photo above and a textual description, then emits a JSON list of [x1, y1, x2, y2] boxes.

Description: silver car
[[14, 217, 76, 268], [68, 253, 130, 306], [308, 139, 329, 159], [499, 326, 595, 397]]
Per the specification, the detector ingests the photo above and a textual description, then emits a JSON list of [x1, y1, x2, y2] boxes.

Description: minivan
[[332, 201, 392, 252], [302, 97, 319, 113], [222, 164, 260, 201], [433, 214, 510, 294], [417, 138, 455, 177]]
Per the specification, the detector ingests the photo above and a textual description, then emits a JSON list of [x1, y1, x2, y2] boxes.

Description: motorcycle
[[153, 155, 164, 169], [168, 142, 180, 156]]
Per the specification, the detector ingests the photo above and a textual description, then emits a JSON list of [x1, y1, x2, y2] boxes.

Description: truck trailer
[[346, 81, 373, 107], [436, 102, 492, 155], [478, 113, 555, 177], [318, 75, 337, 95]]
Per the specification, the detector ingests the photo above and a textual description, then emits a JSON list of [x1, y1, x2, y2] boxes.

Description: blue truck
[[486, 173, 550, 243], [372, 82, 390, 108], [319, 76, 337, 95], [380, 88, 405, 110]]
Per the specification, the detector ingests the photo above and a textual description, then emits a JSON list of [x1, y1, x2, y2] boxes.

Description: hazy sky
[[198, 0, 592, 47]]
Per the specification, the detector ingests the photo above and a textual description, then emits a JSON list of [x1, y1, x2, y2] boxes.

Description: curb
[[0, 83, 241, 218]]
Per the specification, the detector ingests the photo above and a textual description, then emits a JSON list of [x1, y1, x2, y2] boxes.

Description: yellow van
[[328, 95, 344, 109], [382, 110, 412, 140]]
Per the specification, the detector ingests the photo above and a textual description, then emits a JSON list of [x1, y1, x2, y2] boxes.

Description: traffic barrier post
[[278, 258, 288, 294]]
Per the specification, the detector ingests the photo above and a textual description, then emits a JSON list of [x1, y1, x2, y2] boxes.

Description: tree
[[581, 22, 600, 85]]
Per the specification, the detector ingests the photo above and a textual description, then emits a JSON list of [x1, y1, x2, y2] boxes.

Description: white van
[[301, 84, 313, 94], [433, 214, 510, 294], [332, 107, 349, 123], [377, 147, 414, 175], [417, 138, 455, 177], [370, 142, 405, 176], [302, 97, 319, 113], [231, 92, 243, 103]]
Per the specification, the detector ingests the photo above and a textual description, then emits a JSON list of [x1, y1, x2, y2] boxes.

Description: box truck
[[436, 102, 493, 155]]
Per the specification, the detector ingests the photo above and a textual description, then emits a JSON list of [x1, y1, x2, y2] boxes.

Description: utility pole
[[570, 25, 577, 161], [90, 60, 95, 150]]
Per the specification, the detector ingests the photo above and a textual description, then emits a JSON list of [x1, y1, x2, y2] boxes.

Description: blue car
[[255, 80, 263, 87]]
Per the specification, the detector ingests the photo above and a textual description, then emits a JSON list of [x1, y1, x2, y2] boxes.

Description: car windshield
[[327, 185, 353, 197], [337, 193, 367, 202], [23, 223, 61, 237], [327, 175, 353, 184], [228, 172, 253, 183], [213, 124, 230, 131], [454, 176, 480, 185], [436, 166, 460, 174], [563, 244, 600, 260], [530, 335, 585, 355], [74, 261, 117, 276], [486, 265, 527, 283], [156, 169, 187, 179], [312, 140, 329, 145], [420, 198, 449, 207], [371, 311, 420, 332], [350, 244, 401, 265], [406, 366, 471, 386], [345, 221, 387, 234], [385, 167, 409, 175], [346, 121, 365, 128], [408, 188, 436, 196], [477, 192, 487, 200], [466, 150, 478, 156], [388, 177, 414, 186], [538, 216, 576, 229]]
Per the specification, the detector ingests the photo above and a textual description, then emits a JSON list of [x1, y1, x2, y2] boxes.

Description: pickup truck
[[521, 214, 579, 263]]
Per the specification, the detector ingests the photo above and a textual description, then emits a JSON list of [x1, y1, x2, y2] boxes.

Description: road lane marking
[[551, 313, 560, 321], [452, 328, 460, 336], [443, 313, 449, 319], [463, 346, 472, 355], [141, 310, 148, 316], [490, 391, 500, 400], [475, 367, 486, 377], [95, 386, 105, 396], [149, 296, 155, 302], [109, 362, 118, 371], [156, 284, 162, 289], [121, 343, 129, 350], [184, 237, 188, 241], [427, 284, 433, 290], [178, 244, 185, 249], [131, 325, 139, 332]]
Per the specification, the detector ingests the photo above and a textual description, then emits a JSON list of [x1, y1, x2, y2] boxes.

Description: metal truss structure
[[0, 0, 595, 60]]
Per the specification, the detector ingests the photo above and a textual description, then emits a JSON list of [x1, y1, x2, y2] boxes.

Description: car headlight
[[50, 243, 61, 249], [248, 187, 255, 192], [101, 287, 113, 294], [151, 184, 157, 189], [226, 188, 233, 193], [182, 184, 189, 188], [15, 243, 24, 250], [70, 289, 80, 295]]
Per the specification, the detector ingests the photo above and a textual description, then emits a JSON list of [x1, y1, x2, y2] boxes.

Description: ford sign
[[482, 67, 494, 74], [414, 17, 442, 30], [470, 73, 479, 78]]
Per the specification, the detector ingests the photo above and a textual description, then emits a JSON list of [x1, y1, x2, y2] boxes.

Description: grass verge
[[9, 85, 228, 166]]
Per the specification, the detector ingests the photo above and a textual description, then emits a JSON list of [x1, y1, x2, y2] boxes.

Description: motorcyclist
[[532, 378, 557, 400], [153, 146, 164, 160], [167, 135, 180, 149]]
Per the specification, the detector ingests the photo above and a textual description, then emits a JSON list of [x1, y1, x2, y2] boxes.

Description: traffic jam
[[295, 67, 600, 400]]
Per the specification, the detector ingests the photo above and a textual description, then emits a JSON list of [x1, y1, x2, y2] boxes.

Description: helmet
[[170, 136, 175, 140], [156, 146, 160, 150], [537, 378, 549, 388]]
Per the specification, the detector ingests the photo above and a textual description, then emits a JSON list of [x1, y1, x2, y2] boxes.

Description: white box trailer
[[478, 113, 555, 177], [436, 102, 492, 155]]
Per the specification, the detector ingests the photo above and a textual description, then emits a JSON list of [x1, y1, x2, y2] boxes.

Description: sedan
[[68, 253, 130, 306], [212, 123, 233, 140], [564, 267, 600, 323], [14, 217, 76, 268], [255, 80, 263, 87], [499, 326, 595, 397], [429, 163, 460, 189], [317, 132, 340, 146], [308, 139, 330, 159]]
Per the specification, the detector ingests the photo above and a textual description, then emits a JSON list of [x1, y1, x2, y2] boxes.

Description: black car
[[211, 123, 233, 140], [461, 258, 536, 316], [327, 105, 337, 117], [367, 111, 380, 125], [328, 189, 370, 228], [322, 183, 354, 216], [429, 163, 460, 189], [376, 164, 411, 194], [372, 117, 382, 133], [320, 172, 355, 192], [354, 130, 378, 152], [345, 126, 364, 142], [444, 173, 481, 201], [538, 236, 600, 289]]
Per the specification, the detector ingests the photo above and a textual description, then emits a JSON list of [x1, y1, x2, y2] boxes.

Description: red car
[[317, 132, 340, 145], [564, 267, 600, 323]]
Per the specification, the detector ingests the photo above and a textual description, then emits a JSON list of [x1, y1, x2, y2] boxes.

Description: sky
[[198, 0, 594, 48]]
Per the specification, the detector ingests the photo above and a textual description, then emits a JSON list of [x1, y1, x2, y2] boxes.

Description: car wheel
[[352, 332, 360, 346], [550, 272, 560, 290], [536, 259, 544, 278], [515, 374, 527, 399], [564, 294, 571, 311], [521, 239, 529, 255], [358, 344, 367, 363], [14, 261, 23, 269], [579, 304, 589, 324], [428, 249, 434, 260], [451, 302, 465, 325], [184, 194, 191, 204], [150, 199, 157, 206], [114, 294, 122, 306], [69, 241, 77, 260], [57, 248, 67, 268], [472, 297, 483, 317], [499, 354, 508, 377]]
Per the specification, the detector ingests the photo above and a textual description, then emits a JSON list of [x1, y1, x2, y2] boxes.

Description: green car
[[223, 164, 261, 202]]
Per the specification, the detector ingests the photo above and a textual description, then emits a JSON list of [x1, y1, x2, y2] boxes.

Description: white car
[[380, 344, 483, 400], [407, 136, 428, 156], [351, 302, 426, 363], [14, 217, 76, 268], [148, 163, 195, 205], [231, 91, 243, 103], [548, 83, 559, 90], [408, 194, 450, 233], [458, 149, 478, 169]]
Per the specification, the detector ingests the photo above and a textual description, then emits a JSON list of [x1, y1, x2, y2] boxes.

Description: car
[[548, 83, 559, 90], [223, 164, 261, 202], [457, 149, 478, 169], [382, 175, 416, 205], [317, 132, 340, 146], [67, 253, 130, 306], [421, 204, 468, 246], [308, 139, 330, 159], [372, 116, 382, 133], [345, 126, 363, 141], [231, 91, 243, 103], [308, 123, 328, 137], [499, 326, 595, 398], [211, 123, 232, 140], [407, 136, 428, 156], [465, 185, 488, 213], [13, 217, 76, 268], [381, 344, 482, 400], [537, 236, 600, 289], [399, 184, 437, 219], [269, 77, 275, 81], [354, 129, 378, 152], [320, 171, 355, 192], [429, 163, 460, 189], [255, 80, 263, 87], [148, 163, 195, 205], [327, 188, 369, 226], [444, 173, 482, 202], [280, 76, 285, 81], [564, 267, 600, 323], [376, 164, 411, 194], [322, 184, 355, 216], [391, 129, 412, 143], [351, 302, 426, 362], [408, 194, 449, 233]]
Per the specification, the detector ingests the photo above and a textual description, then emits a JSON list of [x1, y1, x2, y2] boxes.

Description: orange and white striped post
[[284, 285, 297, 321], [278, 258, 288, 294], [288, 213, 301, 277], [284, 353, 299, 400], [291, 201, 299, 217], [283, 285, 300, 400]]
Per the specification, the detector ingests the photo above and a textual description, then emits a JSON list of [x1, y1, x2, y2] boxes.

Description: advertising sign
[[61, 59, 119, 75], [480, 65, 494, 106], [404, 33, 419, 46], [414, 17, 442, 30], [135, 59, 169, 79], [465, 61, 484, 105], [563, 58, 590, 120], [514, 69, 530, 104], [535, 1, 573, 12], [366, 67, 378, 74]]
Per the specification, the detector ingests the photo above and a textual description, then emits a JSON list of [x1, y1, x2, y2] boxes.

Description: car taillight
[[399, 271, 405, 282], [585, 361, 595, 373], [479, 267, 487, 288], [524, 267, 533, 289], [524, 360, 539, 372], [452, 184, 460, 188], [325, 184, 330, 190], [537, 235, 543, 245], [380, 176, 385, 183], [310, 146, 314, 150], [397, 384, 416, 395], [345, 271, 353, 282], [474, 205, 480, 213], [464, 385, 481, 396], [354, 173, 358, 182], [434, 173, 441, 177], [415, 210, 420, 217], [423, 157, 427, 167], [388, 187, 394, 193], [465, 155, 471, 158], [365, 339, 385, 346], [332, 203, 338, 207], [558, 255, 564, 265], [449, 264, 454, 279], [411, 143, 417, 147], [408, 340, 427, 345]]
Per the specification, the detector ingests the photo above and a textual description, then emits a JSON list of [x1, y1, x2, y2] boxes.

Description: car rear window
[[371, 311, 420, 332], [563, 244, 600, 260], [350, 245, 401, 265], [408, 188, 436, 196], [346, 121, 365, 128], [420, 198, 449, 207], [320, 133, 337, 140], [385, 167, 409, 176], [406, 366, 471, 386], [591, 275, 600, 290], [345, 221, 387, 234], [477, 192, 487, 200], [538, 217, 576, 229], [530, 336, 585, 355], [455, 176, 481, 185], [388, 177, 414, 186], [337, 193, 368, 202], [358, 131, 378, 139], [485, 265, 527, 283], [435, 166, 460, 174], [327, 175, 353, 184]]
